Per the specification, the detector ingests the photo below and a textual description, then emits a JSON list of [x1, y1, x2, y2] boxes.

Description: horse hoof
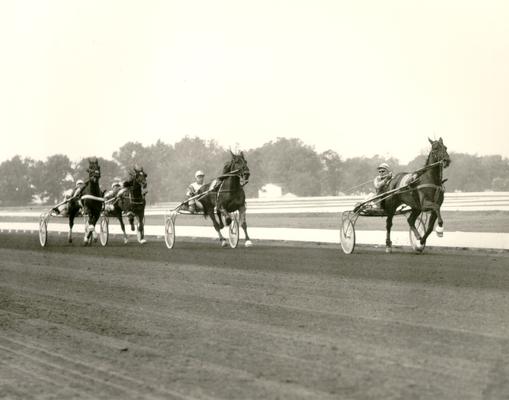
[[220, 240, 228, 248], [123, 238, 129, 244], [139, 239, 147, 244], [385, 246, 392, 254], [415, 243, 425, 253], [245, 240, 253, 247]]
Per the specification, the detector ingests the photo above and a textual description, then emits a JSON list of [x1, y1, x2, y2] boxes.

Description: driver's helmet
[[75, 179, 85, 186], [195, 170, 205, 178], [377, 163, 390, 173], [111, 181, 121, 189]]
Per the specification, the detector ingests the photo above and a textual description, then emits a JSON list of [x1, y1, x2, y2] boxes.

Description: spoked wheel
[[39, 214, 48, 247], [228, 211, 240, 249], [99, 214, 109, 246], [409, 212, 429, 253], [164, 215, 176, 249], [340, 213, 356, 254]]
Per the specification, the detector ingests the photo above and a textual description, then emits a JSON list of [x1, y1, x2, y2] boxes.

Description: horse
[[382, 137, 451, 253], [197, 151, 253, 247], [68, 158, 104, 245], [109, 165, 148, 244]]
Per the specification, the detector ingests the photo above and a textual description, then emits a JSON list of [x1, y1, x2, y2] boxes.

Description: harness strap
[[215, 180, 225, 206], [416, 183, 444, 191]]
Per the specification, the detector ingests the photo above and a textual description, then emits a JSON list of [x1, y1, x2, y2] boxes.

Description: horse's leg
[[84, 212, 98, 245], [215, 208, 225, 230], [116, 210, 128, 244], [385, 214, 394, 253], [239, 204, 252, 247], [209, 211, 227, 247], [137, 210, 147, 244], [407, 209, 422, 242], [129, 214, 135, 231], [68, 209, 76, 243], [435, 207, 444, 237], [420, 210, 438, 246]]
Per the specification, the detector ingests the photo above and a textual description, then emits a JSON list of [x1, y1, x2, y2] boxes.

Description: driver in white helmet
[[369, 162, 393, 210], [104, 181, 122, 211], [53, 179, 85, 215], [186, 170, 205, 213], [374, 163, 393, 195], [104, 181, 121, 198]]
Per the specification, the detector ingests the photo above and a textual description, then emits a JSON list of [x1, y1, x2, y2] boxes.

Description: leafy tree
[[0, 156, 34, 205], [246, 138, 322, 196], [112, 142, 149, 175], [144, 140, 175, 203], [30, 154, 73, 204], [168, 137, 228, 201], [320, 150, 343, 195]]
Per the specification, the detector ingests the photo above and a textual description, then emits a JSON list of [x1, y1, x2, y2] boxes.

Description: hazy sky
[[1, 0, 508, 164]]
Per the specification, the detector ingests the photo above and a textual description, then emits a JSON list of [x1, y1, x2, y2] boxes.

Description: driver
[[53, 179, 85, 215], [104, 181, 122, 211], [369, 163, 393, 210], [104, 181, 122, 198], [186, 170, 205, 213], [374, 163, 393, 195]]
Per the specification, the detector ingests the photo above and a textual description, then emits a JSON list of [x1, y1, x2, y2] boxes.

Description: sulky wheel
[[228, 211, 240, 249], [340, 215, 356, 254], [99, 214, 109, 246], [164, 215, 176, 249], [39, 214, 48, 247], [409, 212, 429, 253]]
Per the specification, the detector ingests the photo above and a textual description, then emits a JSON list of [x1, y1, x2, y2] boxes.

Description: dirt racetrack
[[1, 232, 509, 399]]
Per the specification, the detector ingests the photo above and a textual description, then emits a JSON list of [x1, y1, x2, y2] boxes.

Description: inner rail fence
[[1, 192, 508, 217], [147, 192, 509, 215]]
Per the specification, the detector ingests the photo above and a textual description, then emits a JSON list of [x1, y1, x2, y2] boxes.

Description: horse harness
[[391, 160, 446, 208]]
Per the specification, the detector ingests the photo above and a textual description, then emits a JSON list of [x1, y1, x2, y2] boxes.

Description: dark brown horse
[[68, 158, 104, 245], [110, 165, 148, 244], [197, 151, 252, 247], [382, 138, 451, 253]]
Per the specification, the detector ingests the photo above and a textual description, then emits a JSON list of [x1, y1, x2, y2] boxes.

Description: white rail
[[1, 192, 509, 217], [148, 192, 509, 215]]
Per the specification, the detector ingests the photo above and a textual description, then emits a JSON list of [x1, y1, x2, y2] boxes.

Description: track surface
[[1, 232, 509, 399]]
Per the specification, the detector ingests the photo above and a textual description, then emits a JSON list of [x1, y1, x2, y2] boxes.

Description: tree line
[[1, 137, 508, 206]]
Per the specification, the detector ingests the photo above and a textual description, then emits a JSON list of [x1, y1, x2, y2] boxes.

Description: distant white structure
[[258, 183, 297, 199], [258, 183, 282, 198]]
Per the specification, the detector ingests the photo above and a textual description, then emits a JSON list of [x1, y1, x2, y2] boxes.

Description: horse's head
[[86, 158, 101, 183], [130, 165, 148, 194], [428, 137, 451, 168], [225, 150, 250, 184]]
